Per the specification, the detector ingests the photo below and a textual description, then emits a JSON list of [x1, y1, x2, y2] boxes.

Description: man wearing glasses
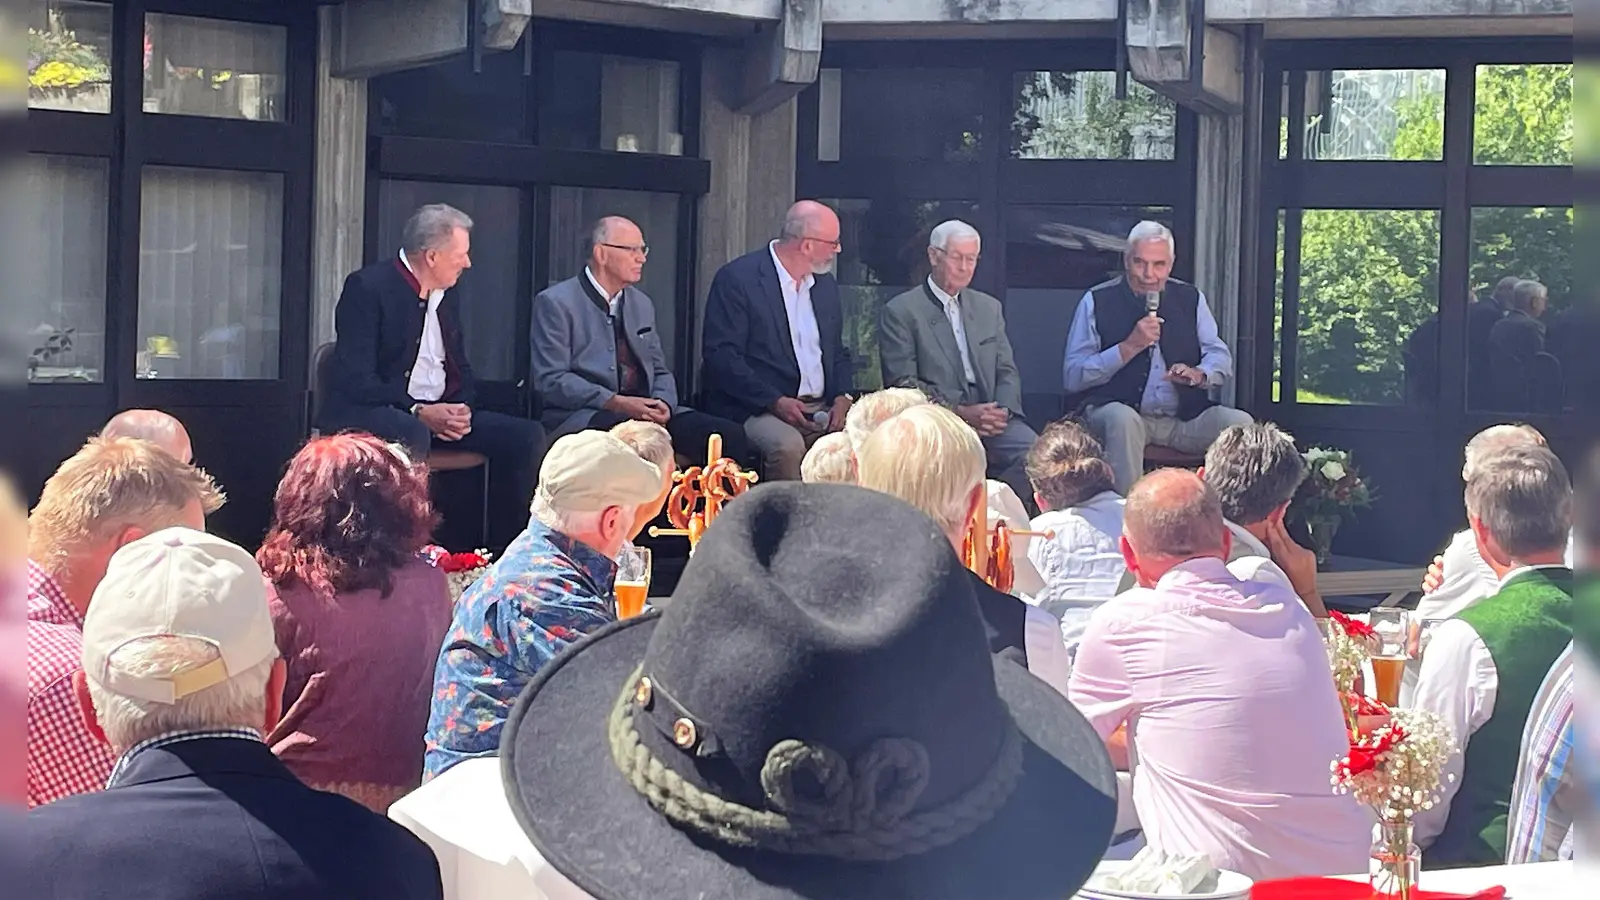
[[879, 219, 1035, 505], [700, 200, 855, 481], [531, 216, 748, 465]]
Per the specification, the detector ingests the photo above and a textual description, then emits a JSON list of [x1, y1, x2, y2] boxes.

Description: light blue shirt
[[1062, 285, 1232, 416]]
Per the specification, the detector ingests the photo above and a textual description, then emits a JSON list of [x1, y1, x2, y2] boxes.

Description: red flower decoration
[[1341, 723, 1408, 777], [440, 552, 489, 573], [1329, 609, 1376, 641]]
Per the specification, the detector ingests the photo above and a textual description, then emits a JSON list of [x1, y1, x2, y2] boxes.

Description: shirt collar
[[1499, 563, 1569, 590], [398, 249, 443, 304], [1154, 555, 1234, 589], [107, 728, 263, 788], [584, 268, 623, 306], [26, 559, 80, 628], [927, 276, 960, 307], [769, 241, 814, 293], [525, 518, 620, 592]]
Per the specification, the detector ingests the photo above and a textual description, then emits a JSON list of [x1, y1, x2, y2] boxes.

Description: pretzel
[[987, 520, 1015, 595], [654, 434, 758, 550], [666, 466, 704, 530]]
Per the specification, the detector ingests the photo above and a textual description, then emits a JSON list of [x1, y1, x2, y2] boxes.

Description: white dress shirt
[[1062, 286, 1233, 417], [768, 241, 825, 398], [927, 277, 977, 386], [1027, 491, 1128, 655], [1417, 529, 1577, 623], [1023, 604, 1074, 697], [401, 249, 448, 403], [583, 267, 623, 317]]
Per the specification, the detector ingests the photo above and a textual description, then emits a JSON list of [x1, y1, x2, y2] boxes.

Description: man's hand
[[957, 403, 1008, 437], [418, 403, 472, 441], [1166, 363, 1206, 387], [605, 394, 669, 423], [1264, 517, 1328, 618], [643, 399, 672, 425], [1119, 315, 1162, 356], [1422, 555, 1445, 594], [772, 396, 810, 430], [827, 395, 852, 433]]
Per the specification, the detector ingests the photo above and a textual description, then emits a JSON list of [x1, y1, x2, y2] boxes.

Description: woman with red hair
[[258, 433, 450, 811]]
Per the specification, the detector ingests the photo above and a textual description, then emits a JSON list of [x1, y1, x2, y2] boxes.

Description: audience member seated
[[800, 432, 857, 484], [1063, 221, 1252, 493], [99, 408, 193, 464], [26, 437, 223, 807], [28, 528, 443, 899], [257, 434, 453, 813], [857, 404, 1071, 695], [1068, 469, 1369, 880], [423, 432, 662, 779], [844, 385, 929, 454], [1201, 422, 1329, 617], [1023, 421, 1128, 654], [532, 216, 748, 464], [1413, 446, 1574, 867], [319, 203, 545, 548], [1505, 641, 1576, 863], [879, 219, 1037, 502], [608, 420, 677, 543], [700, 201, 855, 480]]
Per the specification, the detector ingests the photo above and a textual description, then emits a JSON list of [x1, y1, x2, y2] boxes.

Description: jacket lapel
[[616, 288, 653, 394], [760, 250, 800, 374]]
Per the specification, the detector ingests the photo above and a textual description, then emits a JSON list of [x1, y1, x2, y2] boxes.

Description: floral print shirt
[[422, 520, 617, 780]]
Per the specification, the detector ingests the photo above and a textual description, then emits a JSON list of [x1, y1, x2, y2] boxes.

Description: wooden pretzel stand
[[646, 434, 758, 552], [962, 505, 1054, 594]]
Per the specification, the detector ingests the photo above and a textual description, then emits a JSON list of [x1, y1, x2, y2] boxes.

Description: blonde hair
[[609, 420, 675, 473], [857, 405, 985, 537], [801, 433, 858, 485], [86, 635, 273, 751], [845, 387, 930, 453], [28, 437, 225, 573]]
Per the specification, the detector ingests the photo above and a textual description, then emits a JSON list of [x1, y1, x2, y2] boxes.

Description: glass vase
[[1369, 819, 1421, 899], [1307, 516, 1341, 567]]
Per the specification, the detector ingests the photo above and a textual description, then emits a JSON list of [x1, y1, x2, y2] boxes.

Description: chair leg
[[478, 461, 493, 551]]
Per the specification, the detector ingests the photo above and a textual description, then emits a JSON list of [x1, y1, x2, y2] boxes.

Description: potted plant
[[1291, 447, 1375, 566]]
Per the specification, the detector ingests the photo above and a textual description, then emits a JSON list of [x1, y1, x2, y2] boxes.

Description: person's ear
[[1033, 490, 1050, 513], [1269, 501, 1291, 525], [72, 670, 109, 746], [1119, 534, 1140, 579], [1220, 528, 1233, 560], [1195, 466, 1205, 480], [114, 525, 148, 552], [963, 483, 985, 527]]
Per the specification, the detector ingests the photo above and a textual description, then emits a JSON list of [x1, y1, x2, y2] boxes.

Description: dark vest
[[969, 571, 1028, 670], [1069, 277, 1214, 421]]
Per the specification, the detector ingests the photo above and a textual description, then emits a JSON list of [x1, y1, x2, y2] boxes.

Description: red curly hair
[[257, 433, 439, 602]]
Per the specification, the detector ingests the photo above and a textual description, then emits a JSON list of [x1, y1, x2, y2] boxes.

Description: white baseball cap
[[534, 431, 665, 513], [81, 527, 278, 705]]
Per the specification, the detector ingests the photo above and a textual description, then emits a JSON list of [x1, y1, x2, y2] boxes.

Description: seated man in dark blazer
[[880, 219, 1036, 504], [530, 215, 747, 464], [700, 200, 855, 480], [29, 527, 442, 900], [319, 203, 544, 547]]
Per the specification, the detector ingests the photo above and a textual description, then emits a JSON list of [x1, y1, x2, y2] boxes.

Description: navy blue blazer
[[700, 246, 853, 422], [28, 737, 442, 900]]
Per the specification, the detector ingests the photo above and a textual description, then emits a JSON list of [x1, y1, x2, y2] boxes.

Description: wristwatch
[[409, 402, 423, 416]]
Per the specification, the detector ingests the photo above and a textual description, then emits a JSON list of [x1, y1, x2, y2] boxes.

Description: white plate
[[1077, 860, 1254, 900]]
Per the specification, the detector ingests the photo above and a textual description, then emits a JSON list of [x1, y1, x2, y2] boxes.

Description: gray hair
[[1492, 276, 1524, 307], [1510, 279, 1547, 313], [86, 635, 274, 751], [401, 204, 473, 257], [1203, 423, 1307, 526], [929, 220, 981, 252], [586, 216, 635, 257], [1463, 423, 1546, 481], [1025, 420, 1116, 510], [1126, 220, 1175, 256], [1464, 446, 1572, 559], [801, 432, 858, 485], [845, 387, 931, 454], [1124, 470, 1227, 558], [857, 405, 985, 538]]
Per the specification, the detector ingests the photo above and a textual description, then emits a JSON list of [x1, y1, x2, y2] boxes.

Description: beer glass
[[615, 545, 651, 619], [1368, 608, 1411, 707]]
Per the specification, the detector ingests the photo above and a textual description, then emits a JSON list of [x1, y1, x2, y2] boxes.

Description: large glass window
[[1011, 71, 1176, 160], [370, 50, 530, 143], [1467, 206, 1574, 414], [137, 166, 283, 379], [542, 54, 682, 155], [1293, 69, 1446, 161], [375, 181, 524, 382], [547, 187, 682, 367], [817, 68, 984, 163], [26, 155, 109, 383], [142, 14, 287, 121], [824, 198, 979, 391], [1291, 209, 1440, 406], [29, 0, 113, 114], [1474, 65, 1573, 166]]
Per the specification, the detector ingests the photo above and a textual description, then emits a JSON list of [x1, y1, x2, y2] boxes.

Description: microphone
[[1144, 291, 1161, 317]]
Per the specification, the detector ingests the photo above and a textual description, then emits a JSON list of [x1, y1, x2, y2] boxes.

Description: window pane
[[1011, 71, 1176, 160], [1294, 209, 1440, 406], [547, 188, 681, 368], [818, 68, 984, 163], [143, 14, 286, 121], [137, 167, 283, 379], [1474, 65, 1573, 166], [1298, 69, 1445, 161], [1005, 205, 1172, 399], [1467, 206, 1574, 413], [370, 51, 530, 143], [543, 54, 682, 155], [825, 198, 979, 391], [376, 182, 524, 382], [25, 155, 108, 383], [29, 0, 113, 114]]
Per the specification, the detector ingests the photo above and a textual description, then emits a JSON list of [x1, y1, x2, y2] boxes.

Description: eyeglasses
[[934, 248, 981, 266], [601, 242, 650, 257], [802, 235, 842, 252]]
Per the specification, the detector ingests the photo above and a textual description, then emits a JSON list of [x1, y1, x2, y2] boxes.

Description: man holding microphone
[[1062, 221, 1251, 493]]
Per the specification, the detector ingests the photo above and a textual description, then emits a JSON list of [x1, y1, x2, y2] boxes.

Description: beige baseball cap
[[81, 527, 278, 705], [534, 431, 665, 512]]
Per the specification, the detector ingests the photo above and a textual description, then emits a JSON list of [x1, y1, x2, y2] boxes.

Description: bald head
[[588, 215, 646, 291], [100, 410, 192, 464], [777, 200, 842, 276], [1121, 470, 1228, 583]]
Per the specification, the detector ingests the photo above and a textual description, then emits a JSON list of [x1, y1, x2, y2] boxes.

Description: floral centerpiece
[[1290, 447, 1375, 566], [1331, 706, 1458, 899], [422, 545, 493, 602], [1322, 610, 1377, 738]]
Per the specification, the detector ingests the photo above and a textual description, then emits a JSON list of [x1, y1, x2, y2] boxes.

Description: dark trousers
[[584, 408, 751, 468], [320, 405, 545, 550]]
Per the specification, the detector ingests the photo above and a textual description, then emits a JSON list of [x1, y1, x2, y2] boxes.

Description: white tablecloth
[[1337, 860, 1581, 898]]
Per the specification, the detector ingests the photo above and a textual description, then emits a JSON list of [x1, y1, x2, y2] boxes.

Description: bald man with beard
[[100, 409, 193, 464]]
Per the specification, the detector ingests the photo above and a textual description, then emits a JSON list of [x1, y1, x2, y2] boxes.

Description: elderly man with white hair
[[857, 404, 1070, 696], [880, 219, 1036, 502], [1063, 220, 1251, 493]]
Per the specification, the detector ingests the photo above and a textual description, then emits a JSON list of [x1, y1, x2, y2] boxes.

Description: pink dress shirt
[[1068, 557, 1370, 880]]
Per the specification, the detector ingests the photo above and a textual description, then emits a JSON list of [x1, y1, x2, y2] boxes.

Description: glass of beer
[[1368, 608, 1411, 707], [615, 545, 651, 619]]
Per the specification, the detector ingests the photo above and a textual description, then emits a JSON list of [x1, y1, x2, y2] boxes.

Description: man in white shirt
[[1063, 221, 1251, 493], [700, 201, 855, 481]]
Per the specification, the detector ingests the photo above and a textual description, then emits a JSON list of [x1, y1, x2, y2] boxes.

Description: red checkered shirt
[[27, 560, 116, 807]]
